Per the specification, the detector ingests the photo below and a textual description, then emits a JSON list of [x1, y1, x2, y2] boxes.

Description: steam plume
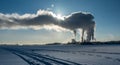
[[0, 10, 96, 42]]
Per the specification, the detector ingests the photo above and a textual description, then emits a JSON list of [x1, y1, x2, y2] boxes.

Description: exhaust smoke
[[0, 10, 96, 42]]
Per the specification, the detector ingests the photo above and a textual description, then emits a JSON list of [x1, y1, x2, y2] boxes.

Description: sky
[[0, 0, 120, 45]]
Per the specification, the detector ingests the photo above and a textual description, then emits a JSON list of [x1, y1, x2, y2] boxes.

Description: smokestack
[[86, 21, 95, 42]]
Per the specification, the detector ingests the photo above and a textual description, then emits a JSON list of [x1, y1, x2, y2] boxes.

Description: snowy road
[[2, 47, 81, 65], [0, 44, 120, 65]]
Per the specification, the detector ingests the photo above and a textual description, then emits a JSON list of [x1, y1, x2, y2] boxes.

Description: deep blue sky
[[0, 0, 120, 44]]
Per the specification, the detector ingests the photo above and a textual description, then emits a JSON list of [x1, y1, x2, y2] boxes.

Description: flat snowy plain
[[0, 44, 120, 65]]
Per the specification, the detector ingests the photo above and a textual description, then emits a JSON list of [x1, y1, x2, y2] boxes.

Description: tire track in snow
[[31, 49, 120, 63], [12, 52, 45, 65], [3, 48, 82, 65], [3, 48, 51, 65], [33, 52, 81, 65], [30, 49, 120, 55]]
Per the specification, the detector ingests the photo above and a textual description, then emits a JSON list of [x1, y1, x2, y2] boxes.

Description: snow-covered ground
[[0, 44, 120, 65], [0, 48, 29, 65]]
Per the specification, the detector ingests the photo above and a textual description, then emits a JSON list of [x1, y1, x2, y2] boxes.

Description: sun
[[56, 14, 64, 20]]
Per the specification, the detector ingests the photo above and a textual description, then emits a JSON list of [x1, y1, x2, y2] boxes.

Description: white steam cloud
[[0, 10, 96, 42]]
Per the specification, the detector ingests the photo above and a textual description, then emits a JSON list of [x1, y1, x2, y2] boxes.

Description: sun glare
[[56, 14, 64, 20]]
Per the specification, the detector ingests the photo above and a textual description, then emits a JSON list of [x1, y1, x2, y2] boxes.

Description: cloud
[[0, 10, 96, 41], [0, 10, 62, 31]]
